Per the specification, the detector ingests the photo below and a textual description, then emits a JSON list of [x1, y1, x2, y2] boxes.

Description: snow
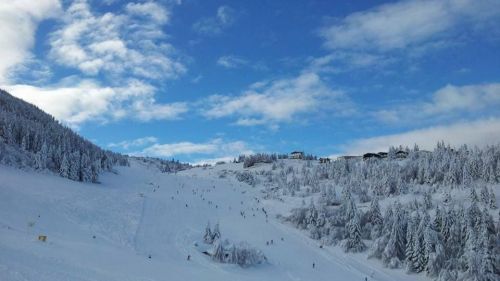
[[0, 160, 429, 281]]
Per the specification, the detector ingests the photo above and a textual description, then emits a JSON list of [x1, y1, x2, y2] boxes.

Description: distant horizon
[[1, 0, 500, 164]]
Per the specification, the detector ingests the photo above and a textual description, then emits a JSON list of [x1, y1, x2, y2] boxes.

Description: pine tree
[[440, 208, 454, 251], [463, 221, 480, 279], [59, 154, 70, 178], [488, 188, 497, 209], [91, 160, 100, 183], [434, 206, 443, 232], [405, 212, 420, 273], [342, 212, 366, 253], [368, 197, 383, 226], [480, 185, 490, 205], [204, 222, 213, 244], [424, 224, 445, 277], [35, 141, 48, 170], [368, 197, 384, 239], [478, 222, 496, 281], [80, 153, 92, 182], [212, 241, 225, 262], [415, 213, 430, 273], [382, 203, 407, 268], [21, 135, 28, 151], [212, 222, 221, 242], [423, 191, 432, 209], [68, 151, 80, 181]]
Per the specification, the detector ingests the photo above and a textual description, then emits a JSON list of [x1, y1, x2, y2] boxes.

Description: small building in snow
[[338, 155, 362, 161], [378, 152, 388, 158], [363, 153, 382, 160], [290, 151, 304, 159], [319, 157, 331, 164]]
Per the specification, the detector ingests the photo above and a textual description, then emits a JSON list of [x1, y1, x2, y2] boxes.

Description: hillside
[[0, 89, 128, 182], [0, 159, 428, 281], [0, 152, 499, 281]]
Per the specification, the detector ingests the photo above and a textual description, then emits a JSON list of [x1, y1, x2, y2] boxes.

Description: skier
[[187, 255, 191, 261], [312, 262, 315, 269]]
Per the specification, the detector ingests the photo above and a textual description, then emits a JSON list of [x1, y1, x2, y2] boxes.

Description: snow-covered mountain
[[0, 92, 499, 281], [0, 159, 424, 281], [1, 154, 499, 281]]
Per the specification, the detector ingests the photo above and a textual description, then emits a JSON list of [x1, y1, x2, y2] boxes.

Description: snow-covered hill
[[0, 159, 430, 281], [0, 89, 128, 182]]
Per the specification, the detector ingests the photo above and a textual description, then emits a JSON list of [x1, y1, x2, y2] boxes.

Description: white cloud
[[108, 136, 158, 149], [216, 6, 234, 25], [4, 80, 188, 127], [192, 5, 235, 35], [0, 0, 61, 83], [340, 118, 500, 155], [307, 52, 394, 73], [217, 55, 247, 68], [375, 82, 500, 123], [125, 2, 170, 24], [0, 0, 189, 127], [202, 73, 353, 127], [49, 0, 185, 79], [320, 0, 500, 52], [143, 142, 217, 157], [138, 138, 253, 163], [132, 100, 188, 122], [423, 83, 500, 115]]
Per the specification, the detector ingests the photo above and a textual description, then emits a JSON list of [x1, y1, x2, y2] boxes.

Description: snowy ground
[[0, 160, 429, 281]]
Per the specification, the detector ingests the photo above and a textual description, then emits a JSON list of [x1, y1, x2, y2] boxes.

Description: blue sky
[[1, 0, 500, 164]]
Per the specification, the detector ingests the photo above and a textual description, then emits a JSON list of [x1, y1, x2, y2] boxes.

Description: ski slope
[[0, 160, 429, 281]]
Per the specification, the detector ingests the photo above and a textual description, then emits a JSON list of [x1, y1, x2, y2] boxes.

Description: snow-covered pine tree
[[462, 218, 480, 280], [68, 151, 80, 181], [480, 185, 490, 206], [488, 188, 497, 209], [424, 224, 446, 277], [405, 212, 420, 273], [204, 222, 213, 244], [421, 192, 432, 211], [342, 210, 366, 253], [212, 222, 221, 242], [382, 202, 407, 268], [367, 197, 383, 239], [434, 205, 443, 232], [35, 141, 48, 170], [80, 152, 92, 182], [478, 218, 497, 281], [59, 154, 70, 178], [212, 241, 225, 262], [415, 213, 430, 273]]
